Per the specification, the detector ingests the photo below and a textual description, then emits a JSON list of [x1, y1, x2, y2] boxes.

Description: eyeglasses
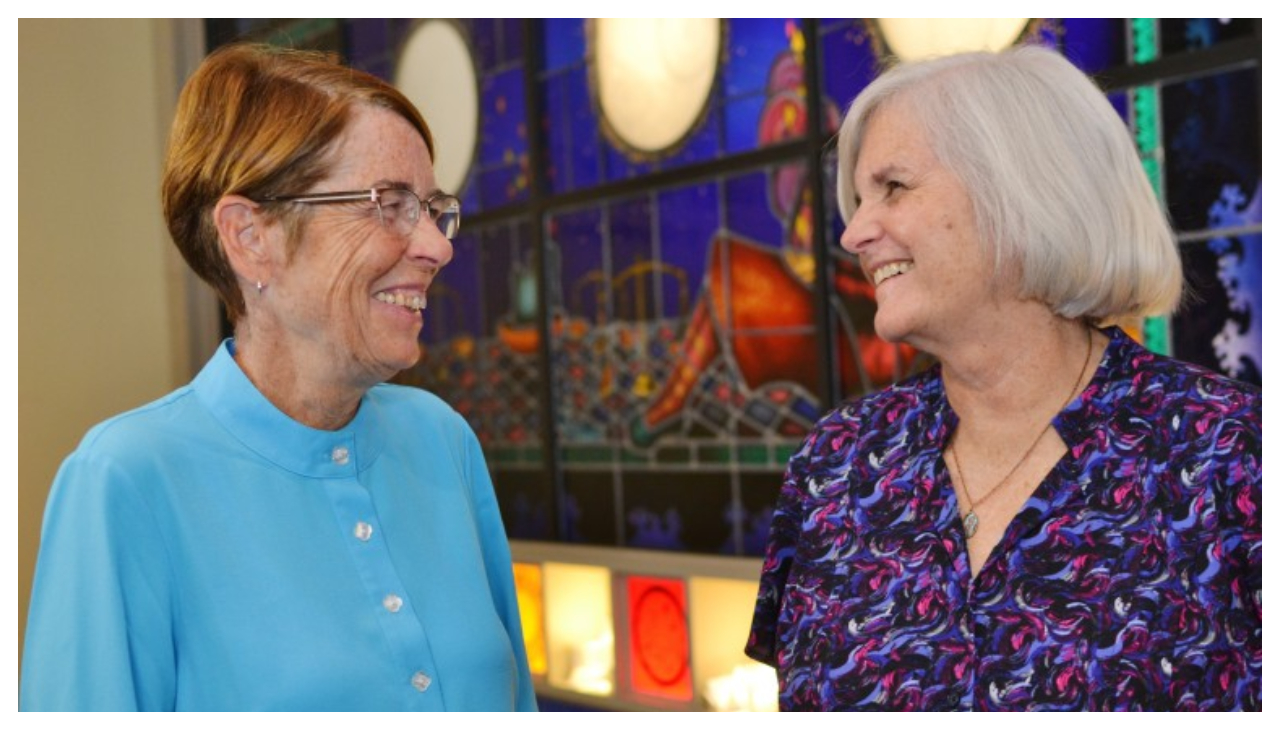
[[260, 188, 461, 240]]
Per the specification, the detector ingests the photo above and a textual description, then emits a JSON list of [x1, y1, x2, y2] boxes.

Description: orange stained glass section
[[513, 562, 548, 675]]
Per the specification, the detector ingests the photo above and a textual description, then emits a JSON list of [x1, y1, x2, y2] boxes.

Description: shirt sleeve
[[463, 428, 539, 711], [21, 444, 176, 711], [744, 437, 813, 667], [1213, 386, 1261, 703]]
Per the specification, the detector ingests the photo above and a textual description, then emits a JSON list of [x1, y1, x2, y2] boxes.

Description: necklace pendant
[[963, 511, 979, 539]]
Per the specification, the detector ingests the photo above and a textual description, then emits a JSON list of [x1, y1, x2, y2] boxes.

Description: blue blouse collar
[[190, 339, 386, 478]]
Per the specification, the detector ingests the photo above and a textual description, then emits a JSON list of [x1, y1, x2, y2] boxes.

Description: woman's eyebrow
[[869, 164, 907, 185], [371, 178, 413, 191]]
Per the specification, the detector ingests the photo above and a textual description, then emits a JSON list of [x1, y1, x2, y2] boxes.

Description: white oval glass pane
[[395, 21, 478, 195], [877, 18, 1030, 61], [594, 18, 720, 154]]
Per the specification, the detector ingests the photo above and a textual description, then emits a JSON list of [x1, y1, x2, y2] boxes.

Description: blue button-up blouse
[[22, 340, 537, 711]]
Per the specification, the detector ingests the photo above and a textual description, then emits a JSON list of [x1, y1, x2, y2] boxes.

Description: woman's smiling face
[[260, 104, 453, 388], [839, 99, 1002, 351]]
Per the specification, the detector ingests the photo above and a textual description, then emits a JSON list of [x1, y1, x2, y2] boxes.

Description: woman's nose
[[406, 220, 453, 271], [839, 204, 879, 255]]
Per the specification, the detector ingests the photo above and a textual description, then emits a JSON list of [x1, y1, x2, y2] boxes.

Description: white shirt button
[[331, 446, 350, 465], [354, 521, 374, 542], [383, 594, 404, 613], [411, 671, 431, 692]]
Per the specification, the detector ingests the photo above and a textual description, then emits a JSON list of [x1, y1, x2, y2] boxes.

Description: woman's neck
[[232, 326, 366, 431], [935, 305, 1098, 437]]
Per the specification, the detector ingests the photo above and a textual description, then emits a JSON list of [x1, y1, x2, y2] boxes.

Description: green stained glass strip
[[1132, 87, 1159, 153], [698, 446, 733, 464], [1141, 157, 1163, 201], [1143, 316, 1171, 356], [563, 446, 614, 464], [656, 446, 691, 464], [774, 444, 799, 466], [739, 445, 768, 465], [1129, 23, 1165, 205], [1131, 18, 1158, 64], [492, 448, 520, 464]]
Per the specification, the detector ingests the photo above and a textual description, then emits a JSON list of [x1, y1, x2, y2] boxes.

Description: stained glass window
[[1174, 235, 1261, 385], [626, 576, 693, 702], [1161, 67, 1262, 384], [210, 18, 1262, 557], [1160, 18, 1255, 55], [1055, 18, 1128, 73], [1162, 68, 1261, 234], [404, 218, 553, 540], [541, 18, 810, 196], [819, 19, 878, 114]]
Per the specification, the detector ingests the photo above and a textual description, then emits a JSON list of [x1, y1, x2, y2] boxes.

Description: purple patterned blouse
[[746, 327, 1260, 710]]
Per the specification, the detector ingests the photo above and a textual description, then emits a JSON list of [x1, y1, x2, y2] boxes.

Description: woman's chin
[[872, 314, 912, 345], [350, 342, 421, 386], [382, 350, 421, 378]]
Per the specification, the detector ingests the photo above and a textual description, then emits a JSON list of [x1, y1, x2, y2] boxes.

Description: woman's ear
[[214, 195, 273, 285]]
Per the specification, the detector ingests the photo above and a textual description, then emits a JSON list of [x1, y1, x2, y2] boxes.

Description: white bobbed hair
[[837, 45, 1182, 320]]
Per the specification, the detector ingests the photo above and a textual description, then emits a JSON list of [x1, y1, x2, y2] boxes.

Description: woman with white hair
[[746, 45, 1260, 711]]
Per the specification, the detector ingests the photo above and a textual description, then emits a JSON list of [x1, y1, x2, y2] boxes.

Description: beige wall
[[18, 19, 211, 670]]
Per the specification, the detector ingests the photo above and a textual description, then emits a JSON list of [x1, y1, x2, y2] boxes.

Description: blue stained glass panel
[[550, 207, 605, 322], [1161, 68, 1260, 232], [724, 95, 767, 155], [566, 65, 603, 191], [725, 169, 785, 248], [667, 107, 721, 167], [609, 197, 655, 322], [458, 169, 481, 216], [724, 18, 796, 97], [478, 168, 513, 209], [480, 225, 517, 335], [604, 141, 657, 183], [347, 18, 390, 77], [658, 182, 720, 319], [1107, 91, 1130, 125], [422, 231, 482, 343], [470, 18, 499, 71], [499, 18, 524, 65], [542, 18, 585, 72], [480, 67, 525, 166], [544, 70, 570, 194], [1059, 18, 1126, 74], [820, 20, 878, 112], [476, 65, 529, 208], [725, 18, 809, 156]]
